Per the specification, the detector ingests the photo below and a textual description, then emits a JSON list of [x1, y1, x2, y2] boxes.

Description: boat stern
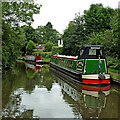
[[82, 73, 110, 85]]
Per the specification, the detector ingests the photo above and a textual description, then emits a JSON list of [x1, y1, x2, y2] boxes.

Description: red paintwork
[[82, 79, 110, 84], [36, 65, 42, 70], [82, 85, 110, 91], [27, 64, 42, 71], [53, 55, 77, 60], [36, 55, 42, 60]]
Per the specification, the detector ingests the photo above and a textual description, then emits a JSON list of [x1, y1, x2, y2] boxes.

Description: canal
[[2, 61, 120, 119]]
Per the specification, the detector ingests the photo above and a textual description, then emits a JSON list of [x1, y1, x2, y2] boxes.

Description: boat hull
[[50, 62, 110, 85]]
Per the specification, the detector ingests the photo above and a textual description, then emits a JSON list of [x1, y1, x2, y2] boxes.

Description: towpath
[[109, 71, 120, 76], [109, 71, 120, 84]]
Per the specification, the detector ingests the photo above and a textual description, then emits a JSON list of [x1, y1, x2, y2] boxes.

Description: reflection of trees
[[2, 62, 54, 118], [26, 69, 37, 79], [2, 62, 27, 108], [40, 65, 54, 91]]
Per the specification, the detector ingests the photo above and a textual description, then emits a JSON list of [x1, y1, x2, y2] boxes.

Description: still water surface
[[2, 61, 120, 118]]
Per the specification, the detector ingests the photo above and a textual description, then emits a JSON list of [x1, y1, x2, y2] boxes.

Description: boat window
[[80, 49, 84, 56], [89, 49, 96, 55], [100, 50, 102, 56]]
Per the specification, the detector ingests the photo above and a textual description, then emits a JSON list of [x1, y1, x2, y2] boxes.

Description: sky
[[32, 0, 119, 34]]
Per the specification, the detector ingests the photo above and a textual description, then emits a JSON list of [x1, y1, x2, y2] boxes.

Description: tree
[[44, 22, 61, 44], [83, 3, 115, 34], [110, 9, 119, 59], [2, 1, 41, 68], [22, 25, 35, 42], [62, 13, 88, 56], [2, 2, 41, 27], [46, 22, 53, 29], [36, 26, 47, 44], [2, 23, 26, 68], [26, 40, 36, 54]]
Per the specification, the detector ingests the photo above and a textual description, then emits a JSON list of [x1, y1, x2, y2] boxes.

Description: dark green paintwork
[[51, 57, 84, 73], [51, 56, 107, 74], [51, 57, 77, 71], [85, 59, 106, 74]]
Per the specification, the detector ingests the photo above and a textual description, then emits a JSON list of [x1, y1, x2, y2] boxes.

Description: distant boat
[[50, 45, 110, 85], [25, 55, 43, 63]]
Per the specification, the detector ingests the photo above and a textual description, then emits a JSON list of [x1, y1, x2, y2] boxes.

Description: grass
[[42, 58, 51, 62], [17, 56, 25, 59], [108, 68, 120, 80], [110, 74, 120, 80], [16, 59, 25, 63], [110, 89, 120, 94], [108, 68, 120, 74]]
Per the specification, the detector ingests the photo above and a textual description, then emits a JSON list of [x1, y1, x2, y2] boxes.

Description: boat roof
[[78, 45, 105, 59], [53, 55, 78, 60], [81, 45, 103, 48]]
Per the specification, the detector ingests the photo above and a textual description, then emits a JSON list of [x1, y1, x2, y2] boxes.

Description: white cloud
[[32, 0, 119, 34]]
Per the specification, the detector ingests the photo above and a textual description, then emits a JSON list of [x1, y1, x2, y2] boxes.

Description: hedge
[[52, 46, 63, 55]]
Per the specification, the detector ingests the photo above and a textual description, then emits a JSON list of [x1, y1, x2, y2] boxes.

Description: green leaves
[[26, 40, 36, 55], [45, 42, 54, 52], [2, 2, 41, 26], [2, 23, 26, 68], [2, 1, 42, 68], [84, 4, 115, 34], [62, 15, 88, 56]]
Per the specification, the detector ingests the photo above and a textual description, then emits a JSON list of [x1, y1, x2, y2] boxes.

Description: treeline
[[62, 4, 120, 69], [2, 2, 61, 69], [2, 2, 120, 70]]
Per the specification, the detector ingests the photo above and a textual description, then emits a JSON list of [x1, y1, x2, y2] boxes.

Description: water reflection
[[2, 61, 120, 118], [58, 79, 110, 118]]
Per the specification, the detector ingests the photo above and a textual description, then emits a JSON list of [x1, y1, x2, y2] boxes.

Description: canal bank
[[2, 61, 120, 119], [109, 69, 120, 84]]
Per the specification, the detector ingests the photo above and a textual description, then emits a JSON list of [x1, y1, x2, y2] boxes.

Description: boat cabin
[[78, 45, 105, 59]]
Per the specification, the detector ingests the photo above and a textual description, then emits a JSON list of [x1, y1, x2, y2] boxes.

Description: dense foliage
[[52, 46, 63, 55], [62, 14, 88, 55], [2, 2, 41, 26], [26, 40, 36, 55], [44, 41, 54, 52], [2, 23, 26, 68], [2, 2, 60, 69], [35, 22, 61, 44], [84, 4, 115, 34], [2, 1, 41, 69]]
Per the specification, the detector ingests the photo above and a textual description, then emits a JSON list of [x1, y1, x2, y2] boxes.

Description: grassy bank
[[108, 68, 120, 74], [108, 68, 120, 80], [17, 56, 25, 60]]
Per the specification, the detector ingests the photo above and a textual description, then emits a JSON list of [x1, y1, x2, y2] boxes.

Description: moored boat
[[50, 45, 110, 85], [25, 55, 42, 62]]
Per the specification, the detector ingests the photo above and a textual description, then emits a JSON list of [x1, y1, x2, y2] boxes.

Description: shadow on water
[[2, 61, 120, 119]]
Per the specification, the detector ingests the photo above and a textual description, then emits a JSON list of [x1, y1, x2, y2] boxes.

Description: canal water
[[2, 61, 120, 119]]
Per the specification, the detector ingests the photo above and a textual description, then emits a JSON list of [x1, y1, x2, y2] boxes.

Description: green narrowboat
[[50, 45, 110, 85]]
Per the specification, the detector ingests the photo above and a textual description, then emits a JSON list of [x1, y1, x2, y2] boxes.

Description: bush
[[52, 46, 63, 55], [106, 56, 120, 70], [45, 42, 54, 52], [26, 40, 36, 54], [41, 52, 52, 58]]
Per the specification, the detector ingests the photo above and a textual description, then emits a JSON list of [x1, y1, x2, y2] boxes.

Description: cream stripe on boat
[[82, 74, 110, 79]]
